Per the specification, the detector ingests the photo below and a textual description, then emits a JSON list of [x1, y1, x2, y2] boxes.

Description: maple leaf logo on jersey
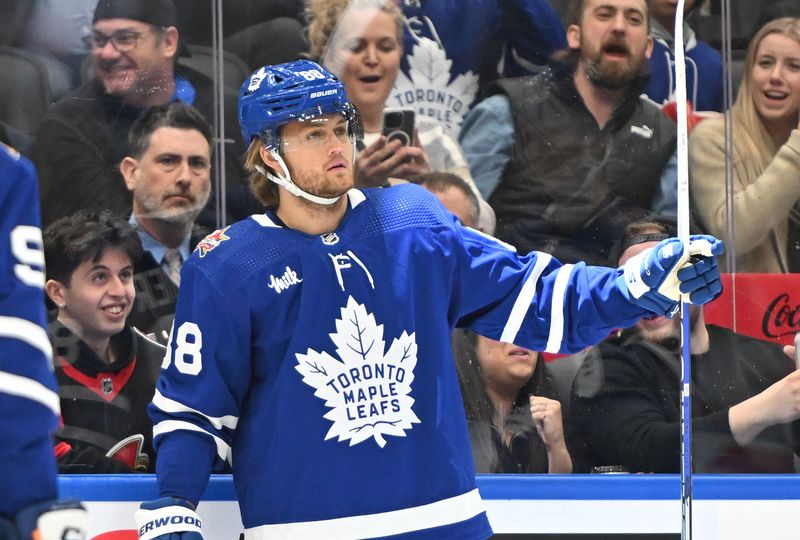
[[388, 37, 479, 140], [195, 226, 231, 258], [295, 296, 420, 448]]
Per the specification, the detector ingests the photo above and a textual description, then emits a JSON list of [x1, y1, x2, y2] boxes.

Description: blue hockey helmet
[[238, 60, 363, 149]]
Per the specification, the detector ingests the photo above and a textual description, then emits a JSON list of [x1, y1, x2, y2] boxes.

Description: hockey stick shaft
[[672, 1, 692, 538]]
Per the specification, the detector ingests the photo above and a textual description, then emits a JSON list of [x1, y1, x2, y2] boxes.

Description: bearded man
[[460, 0, 679, 267], [119, 102, 212, 343]]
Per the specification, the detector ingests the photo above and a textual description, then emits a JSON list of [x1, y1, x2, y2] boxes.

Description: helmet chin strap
[[260, 148, 342, 206], [259, 136, 360, 206]]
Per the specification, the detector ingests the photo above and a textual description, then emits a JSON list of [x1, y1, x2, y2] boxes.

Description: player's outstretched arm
[[136, 497, 203, 540], [616, 234, 724, 317], [0, 499, 88, 540]]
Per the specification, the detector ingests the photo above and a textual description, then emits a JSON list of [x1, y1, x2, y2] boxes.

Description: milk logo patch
[[295, 296, 420, 447], [268, 266, 302, 294]]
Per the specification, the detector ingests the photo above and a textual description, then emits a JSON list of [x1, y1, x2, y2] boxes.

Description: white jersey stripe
[[545, 264, 575, 353], [0, 371, 60, 415], [500, 254, 551, 344], [243, 488, 484, 540], [347, 189, 366, 208], [0, 316, 53, 361], [152, 389, 239, 430], [153, 420, 230, 462], [250, 214, 281, 228]]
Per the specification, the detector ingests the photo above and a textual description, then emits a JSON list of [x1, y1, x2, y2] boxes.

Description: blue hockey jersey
[[644, 20, 724, 113], [150, 185, 648, 538], [0, 144, 60, 517]]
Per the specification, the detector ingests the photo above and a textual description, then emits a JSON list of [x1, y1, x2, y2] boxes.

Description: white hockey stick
[[672, 1, 692, 539]]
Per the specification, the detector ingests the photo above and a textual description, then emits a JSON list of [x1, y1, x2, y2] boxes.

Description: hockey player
[[0, 144, 88, 538], [136, 60, 724, 539]]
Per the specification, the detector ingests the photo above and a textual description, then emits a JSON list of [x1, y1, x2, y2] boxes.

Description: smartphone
[[382, 109, 415, 146]]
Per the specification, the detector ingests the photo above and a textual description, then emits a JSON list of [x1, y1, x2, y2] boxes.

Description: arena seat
[[0, 46, 52, 135], [182, 44, 251, 91]]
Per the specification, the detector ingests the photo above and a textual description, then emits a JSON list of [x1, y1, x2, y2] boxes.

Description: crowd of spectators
[[2, 0, 800, 482]]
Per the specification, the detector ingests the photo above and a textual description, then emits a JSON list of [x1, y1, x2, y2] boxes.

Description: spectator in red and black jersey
[[43, 210, 165, 473]]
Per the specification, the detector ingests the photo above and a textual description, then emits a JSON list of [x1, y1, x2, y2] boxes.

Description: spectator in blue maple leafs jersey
[[389, 0, 567, 140], [304, 0, 496, 233]]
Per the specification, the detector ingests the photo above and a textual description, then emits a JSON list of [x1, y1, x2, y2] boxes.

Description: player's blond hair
[[244, 139, 279, 207]]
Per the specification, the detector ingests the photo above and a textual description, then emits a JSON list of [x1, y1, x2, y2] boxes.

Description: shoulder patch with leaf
[[295, 296, 420, 447]]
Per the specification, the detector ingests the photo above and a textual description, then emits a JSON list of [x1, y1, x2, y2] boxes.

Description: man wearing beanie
[[33, 0, 261, 228]]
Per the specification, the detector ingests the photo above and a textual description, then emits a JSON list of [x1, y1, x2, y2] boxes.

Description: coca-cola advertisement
[[704, 273, 800, 346]]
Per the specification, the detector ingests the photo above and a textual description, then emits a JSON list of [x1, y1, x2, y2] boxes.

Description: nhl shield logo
[[321, 233, 340, 245], [101, 377, 113, 395]]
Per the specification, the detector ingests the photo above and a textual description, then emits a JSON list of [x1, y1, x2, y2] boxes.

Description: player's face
[[568, 0, 653, 90], [279, 114, 355, 199], [127, 127, 211, 225], [58, 248, 135, 346], [91, 18, 176, 100], [325, 8, 401, 114], [750, 33, 800, 134], [475, 335, 539, 392]]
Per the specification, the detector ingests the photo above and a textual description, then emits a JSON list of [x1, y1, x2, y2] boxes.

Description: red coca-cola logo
[[762, 293, 800, 338]]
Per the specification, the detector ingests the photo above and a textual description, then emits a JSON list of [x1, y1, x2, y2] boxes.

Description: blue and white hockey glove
[[0, 499, 88, 540], [136, 497, 203, 540], [617, 234, 724, 317]]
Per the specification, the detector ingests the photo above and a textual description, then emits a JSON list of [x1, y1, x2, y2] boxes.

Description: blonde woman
[[690, 17, 800, 272], [305, 0, 496, 232]]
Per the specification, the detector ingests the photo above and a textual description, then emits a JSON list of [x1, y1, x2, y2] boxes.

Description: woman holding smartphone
[[690, 17, 800, 272], [305, 0, 495, 232]]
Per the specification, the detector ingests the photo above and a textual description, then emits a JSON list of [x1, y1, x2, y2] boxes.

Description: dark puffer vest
[[489, 65, 677, 266]]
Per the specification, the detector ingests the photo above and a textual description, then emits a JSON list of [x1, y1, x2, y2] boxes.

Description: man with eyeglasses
[[33, 0, 261, 229]]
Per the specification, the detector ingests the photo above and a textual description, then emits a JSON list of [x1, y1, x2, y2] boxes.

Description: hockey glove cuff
[[617, 234, 724, 317], [136, 497, 203, 540]]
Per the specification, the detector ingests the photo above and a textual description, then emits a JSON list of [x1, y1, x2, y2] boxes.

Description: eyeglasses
[[82, 29, 152, 52]]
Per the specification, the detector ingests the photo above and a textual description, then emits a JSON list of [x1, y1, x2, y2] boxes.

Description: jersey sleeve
[[453, 225, 649, 354], [0, 146, 60, 516], [148, 257, 252, 505]]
